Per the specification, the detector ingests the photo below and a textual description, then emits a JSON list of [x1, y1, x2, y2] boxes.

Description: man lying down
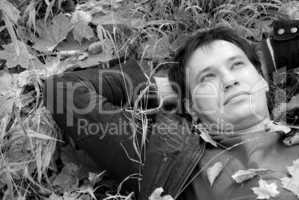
[[43, 22, 299, 200], [172, 26, 299, 200]]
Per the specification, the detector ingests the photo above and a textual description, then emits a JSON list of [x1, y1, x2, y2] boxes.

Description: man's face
[[186, 40, 269, 131]]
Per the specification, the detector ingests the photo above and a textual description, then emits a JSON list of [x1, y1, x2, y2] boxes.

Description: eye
[[200, 73, 216, 82], [231, 61, 245, 70]]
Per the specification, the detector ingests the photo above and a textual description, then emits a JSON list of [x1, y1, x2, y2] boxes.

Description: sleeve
[[43, 59, 157, 193]]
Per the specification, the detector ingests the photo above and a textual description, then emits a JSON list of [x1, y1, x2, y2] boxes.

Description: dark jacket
[[43, 59, 205, 199], [179, 131, 299, 200]]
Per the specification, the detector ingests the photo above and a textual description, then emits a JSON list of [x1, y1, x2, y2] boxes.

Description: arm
[[43, 59, 156, 192]]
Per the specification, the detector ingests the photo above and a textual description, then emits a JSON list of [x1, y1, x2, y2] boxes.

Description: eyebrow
[[227, 55, 243, 62], [194, 66, 213, 82], [197, 66, 213, 77]]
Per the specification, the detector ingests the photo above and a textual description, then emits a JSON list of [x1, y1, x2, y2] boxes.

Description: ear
[[253, 75, 269, 93]]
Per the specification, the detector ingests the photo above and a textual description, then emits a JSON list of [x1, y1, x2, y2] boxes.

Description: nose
[[224, 80, 239, 91], [222, 71, 239, 91]]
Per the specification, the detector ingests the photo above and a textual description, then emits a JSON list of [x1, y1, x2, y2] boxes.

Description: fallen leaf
[[252, 179, 279, 199], [0, 0, 20, 23], [207, 162, 223, 186], [194, 124, 217, 147], [232, 169, 271, 183], [72, 22, 94, 43], [71, 10, 94, 43], [56, 33, 93, 52], [265, 121, 291, 134], [53, 163, 79, 192], [33, 14, 73, 52], [88, 41, 103, 55], [74, 39, 115, 67], [72, 10, 92, 24], [92, 12, 144, 28], [149, 188, 174, 200], [0, 41, 33, 68], [88, 171, 105, 186], [281, 158, 299, 197]]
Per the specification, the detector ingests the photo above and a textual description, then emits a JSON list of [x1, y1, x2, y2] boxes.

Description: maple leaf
[[0, 41, 33, 68], [33, 14, 73, 52], [252, 179, 280, 199], [281, 158, 299, 197], [149, 188, 174, 200], [232, 169, 272, 183], [207, 162, 223, 186]]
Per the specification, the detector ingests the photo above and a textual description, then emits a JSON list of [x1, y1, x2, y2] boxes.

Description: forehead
[[186, 40, 247, 74]]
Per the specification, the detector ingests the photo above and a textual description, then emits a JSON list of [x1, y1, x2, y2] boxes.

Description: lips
[[224, 92, 250, 105]]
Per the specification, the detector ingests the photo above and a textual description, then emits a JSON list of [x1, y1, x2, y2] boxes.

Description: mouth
[[224, 92, 250, 105]]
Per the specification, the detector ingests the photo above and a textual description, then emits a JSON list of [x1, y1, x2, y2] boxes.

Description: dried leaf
[[194, 124, 217, 147], [88, 41, 103, 55], [76, 0, 123, 15], [0, 41, 32, 68], [0, 0, 20, 23], [75, 39, 114, 67], [71, 10, 94, 43], [92, 12, 145, 28], [232, 169, 271, 183], [207, 162, 223, 186], [149, 188, 174, 200], [72, 23, 94, 43], [72, 10, 92, 24], [88, 171, 105, 186], [265, 121, 291, 134], [53, 163, 79, 192], [281, 159, 299, 197], [252, 179, 280, 199], [33, 14, 73, 52]]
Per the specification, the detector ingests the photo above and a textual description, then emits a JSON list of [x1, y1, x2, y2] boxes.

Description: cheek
[[191, 81, 221, 109], [238, 68, 263, 90]]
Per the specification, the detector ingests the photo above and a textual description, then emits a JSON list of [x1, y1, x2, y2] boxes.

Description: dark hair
[[168, 26, 262, 114]]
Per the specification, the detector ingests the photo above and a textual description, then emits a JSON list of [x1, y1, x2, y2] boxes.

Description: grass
[[0, 0, 297, 199]]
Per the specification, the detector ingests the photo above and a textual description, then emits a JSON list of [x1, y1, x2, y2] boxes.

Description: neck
[[239, 121, 279, 156], [207, 117, 279, 153]]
